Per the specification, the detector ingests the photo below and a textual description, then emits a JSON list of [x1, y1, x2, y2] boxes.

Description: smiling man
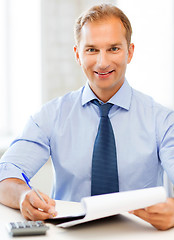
[[74, 16, 134, 102], [0, 4, 174, 230]]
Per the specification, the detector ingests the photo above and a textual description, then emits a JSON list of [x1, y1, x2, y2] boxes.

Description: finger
[[133, 209, 158, 225], [25, 204, 52, 221], [41, 192, 56, 207], [32, 192, 57, 217], [36, 192, 57, 217], [133, 209, 163, 221], [28, 191, 52, 211], [145, 203, 167, 214]]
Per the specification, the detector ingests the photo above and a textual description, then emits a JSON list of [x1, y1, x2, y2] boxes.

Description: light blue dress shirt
[[0, 80, 174, 201]]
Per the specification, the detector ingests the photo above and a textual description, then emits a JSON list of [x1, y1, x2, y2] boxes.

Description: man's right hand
[[20, 189, 57, 221]]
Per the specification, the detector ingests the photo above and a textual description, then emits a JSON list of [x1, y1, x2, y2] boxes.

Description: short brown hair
[[74, 3, 132, 47]]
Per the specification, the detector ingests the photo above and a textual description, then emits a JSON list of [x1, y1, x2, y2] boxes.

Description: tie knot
[[91, 99, 113, 117]]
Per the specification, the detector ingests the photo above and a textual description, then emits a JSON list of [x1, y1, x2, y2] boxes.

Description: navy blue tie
[[91, 99, 119, 196]]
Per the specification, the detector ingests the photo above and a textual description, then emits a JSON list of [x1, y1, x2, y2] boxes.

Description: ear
[[74, 45, 81, 65], [127, 43, 134, 64]]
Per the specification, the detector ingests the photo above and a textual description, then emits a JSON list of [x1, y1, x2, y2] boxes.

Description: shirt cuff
[[0, 162, 24, 182]]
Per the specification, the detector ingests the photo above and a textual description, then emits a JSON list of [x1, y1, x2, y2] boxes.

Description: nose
[[97, 51, 110, 70]]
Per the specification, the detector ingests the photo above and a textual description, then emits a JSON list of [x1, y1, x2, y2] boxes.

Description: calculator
[[6, 221, 49, 236]]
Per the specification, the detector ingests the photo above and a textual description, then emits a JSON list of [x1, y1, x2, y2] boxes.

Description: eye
[[86, 48, 96, 52], [110, 47, 119, 52]]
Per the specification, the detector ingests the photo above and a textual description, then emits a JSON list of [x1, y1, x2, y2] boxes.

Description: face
[[74, 17, 134, 102]]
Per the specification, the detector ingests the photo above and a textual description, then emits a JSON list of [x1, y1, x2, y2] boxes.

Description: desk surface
[[1, 203, 174, 240]]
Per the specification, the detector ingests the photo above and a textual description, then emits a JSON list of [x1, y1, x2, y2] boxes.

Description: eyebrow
[[84, 43, 123, 48], [84, 44, 96, 48], [110, 43, 123, 47]]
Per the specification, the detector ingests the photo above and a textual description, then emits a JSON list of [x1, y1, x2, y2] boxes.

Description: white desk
[[1, 203, 174, 240]]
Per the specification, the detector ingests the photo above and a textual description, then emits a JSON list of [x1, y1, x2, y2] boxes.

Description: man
[[0, 4, 174, 230]]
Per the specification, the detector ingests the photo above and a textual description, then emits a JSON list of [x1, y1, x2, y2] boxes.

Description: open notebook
[[47, 187, 166, 228]]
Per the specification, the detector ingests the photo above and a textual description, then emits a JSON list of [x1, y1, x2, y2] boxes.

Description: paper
[[53, 187, 167, 228]]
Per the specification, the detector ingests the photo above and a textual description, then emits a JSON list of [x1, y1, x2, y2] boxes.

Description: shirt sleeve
[[157, 108, 174, 184], [0, 115, 51, 182]]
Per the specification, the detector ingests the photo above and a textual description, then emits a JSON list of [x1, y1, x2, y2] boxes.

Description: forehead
[[80, 17, 127, 46]]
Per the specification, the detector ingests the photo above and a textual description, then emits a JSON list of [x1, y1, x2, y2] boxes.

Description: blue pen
[[22, 173, 46, 204]]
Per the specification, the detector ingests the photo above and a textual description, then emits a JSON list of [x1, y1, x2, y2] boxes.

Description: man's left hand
[[130, 198, 174, 230]]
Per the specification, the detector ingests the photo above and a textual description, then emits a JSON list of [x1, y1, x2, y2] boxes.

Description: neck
[[90, 83, 124, 103]]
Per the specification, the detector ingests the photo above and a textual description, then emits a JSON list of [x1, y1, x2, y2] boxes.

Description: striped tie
[[91, 99, 119, 196]]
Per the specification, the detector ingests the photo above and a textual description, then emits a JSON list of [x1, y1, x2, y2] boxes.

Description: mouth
[[94, 70, 114, 77]]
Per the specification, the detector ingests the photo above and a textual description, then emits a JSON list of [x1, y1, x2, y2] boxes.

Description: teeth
[[99, 72, 108, 75], [96, 70, 113, 75], [98, 71, 110, 75]]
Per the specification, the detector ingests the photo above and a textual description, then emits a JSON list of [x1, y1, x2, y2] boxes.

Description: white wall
[[0, 0, 41, 138], [116, 0, 174, 109]]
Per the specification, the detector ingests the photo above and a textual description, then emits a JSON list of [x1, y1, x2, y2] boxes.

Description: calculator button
[[24, 222, 31, 228], [9, 222, 16, 229], [17, 222, 24, 228]]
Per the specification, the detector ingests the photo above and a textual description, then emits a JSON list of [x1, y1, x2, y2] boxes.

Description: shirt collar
[[81, 80, 132, 111]]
